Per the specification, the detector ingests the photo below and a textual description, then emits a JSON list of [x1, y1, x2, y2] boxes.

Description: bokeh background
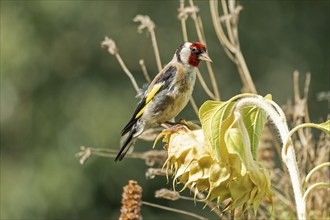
[[1, 0, 329, 219]]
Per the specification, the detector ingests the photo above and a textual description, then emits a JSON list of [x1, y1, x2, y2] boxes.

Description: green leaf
[[199, 100, 235, 162], [242, 106, 267, 160], [226, 174, 254, 211], [225, 127, 247, 174]]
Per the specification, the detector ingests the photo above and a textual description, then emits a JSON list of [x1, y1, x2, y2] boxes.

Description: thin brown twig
[[210, 0, 236, 52], [272, 186, 297, 211], [223, 43, 237, 63], [178, 2, 217, 100], [115, 53, 140, 94], [237, 51, 257, 93], [150, 29, 163, 71], [197, 16, 207, 43], [196, 70, 217, 100], [155, 188, 206, 203], [139, 59, 151, 83], [179, 0, 189, 42], [150, 173, 223, 219], [293, 70, 301, 104], [189, 0, 221, 100], [142, 201, 208, 220], [178, 2, 203, 113], [221, 0, 235, 44], [187, 185, 223, 219], [293, 71, 309, 148], [236, 62, 250, 93], [303, 73, 311, 123], [189, 97, 199, 117], [202, 1, 236, 65], [188, 0, 204, 43], [205, 62, 220, 100], [133, 15, 162, 72], [76, 146, 167, 166], [101, 37, 140, 94], [210, 0, 257, 94]]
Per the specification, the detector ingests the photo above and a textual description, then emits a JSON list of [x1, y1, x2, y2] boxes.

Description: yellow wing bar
[[146, 83, 163, 103], [135, 83, 163, 119]]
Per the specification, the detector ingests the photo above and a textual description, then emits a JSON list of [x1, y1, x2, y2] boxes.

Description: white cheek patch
[[180, 42, 192, 64], [180, 48, 190, 64]]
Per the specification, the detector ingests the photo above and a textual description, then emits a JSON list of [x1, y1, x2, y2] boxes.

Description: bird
[[115, 42, 212, 161]]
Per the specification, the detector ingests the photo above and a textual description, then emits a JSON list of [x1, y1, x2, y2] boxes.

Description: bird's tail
[[115, 123, 144, 161]]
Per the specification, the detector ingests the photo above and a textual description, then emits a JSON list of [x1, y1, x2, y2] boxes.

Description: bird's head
[[176, 42, 212, 67]]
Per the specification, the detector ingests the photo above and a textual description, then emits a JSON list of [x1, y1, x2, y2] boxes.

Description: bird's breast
[[157, 69, 197, 122], [141, 67, 197, 125]]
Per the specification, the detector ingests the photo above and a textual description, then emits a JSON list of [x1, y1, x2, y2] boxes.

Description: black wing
[[120, 66, 177, 136], [121, 96, 146, 135]]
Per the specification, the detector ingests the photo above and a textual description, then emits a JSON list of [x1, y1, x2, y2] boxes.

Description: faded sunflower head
[[155, 97, 273, 215]]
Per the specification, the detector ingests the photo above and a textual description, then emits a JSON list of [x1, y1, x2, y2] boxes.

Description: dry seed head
[[101, 36, 117, 55], [119, 180, 142, 220], [133, 15, 155, 33], [143, 150, 168, 167], [155, 123, 272, 215], [145, 168, 166, 180], [155, 188, 180, 201], [155, 125, 216, 195], [178, 6, 200, 20]]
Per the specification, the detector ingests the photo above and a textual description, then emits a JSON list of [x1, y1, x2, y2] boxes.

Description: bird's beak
[[198, 52, 213, 62]]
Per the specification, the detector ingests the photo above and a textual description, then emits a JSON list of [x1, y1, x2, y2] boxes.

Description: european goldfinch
[[115, 42, 212, 161]]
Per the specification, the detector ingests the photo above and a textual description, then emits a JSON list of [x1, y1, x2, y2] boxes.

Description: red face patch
[[190, 42, 207, 51], [188, 42, 207, 67]]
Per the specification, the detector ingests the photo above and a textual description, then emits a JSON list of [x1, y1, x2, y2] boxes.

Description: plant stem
[[210, 0, 257, 94], [149, 29, 162, 72], [235, 51, 257, 93], [235, 96, 306, 219], [302, 162, 330, 189], [196, 70, 217, 100], [283, 122, 330, 155], [142, 201, 208, 220], [235, 112, 255, 169], [190, 97, 199, 117], [302, 183, 330, 202], [139, 59, 151, 83], [187, 185, 223, 218], [221, 0, 235, 44], [189, 0, 221, 100], [178, 0, 217, 100], [115, 53, 140, 94]]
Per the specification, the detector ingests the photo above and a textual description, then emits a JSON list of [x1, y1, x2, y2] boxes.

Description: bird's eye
[[191, 47, 197, 52]]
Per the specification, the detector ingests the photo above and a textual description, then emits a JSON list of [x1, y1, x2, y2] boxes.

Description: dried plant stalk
[[179, 0, 189, 42], [210, 0, 257, 94], [188, 0, 221, 100], [189, 96, 199, 116], [178, 1, 217, 100], [101, 37, 140, 94], [141, 201, 207, 220], [139, 59, 151, 83], [133, 15, 162, 72], [76, 147, 167, 167]]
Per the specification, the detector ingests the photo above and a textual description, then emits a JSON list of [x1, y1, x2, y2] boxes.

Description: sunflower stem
[[235, 96, 306, 220]]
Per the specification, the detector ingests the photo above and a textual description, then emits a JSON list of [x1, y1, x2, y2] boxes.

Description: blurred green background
[[1, 0, 329, 219]]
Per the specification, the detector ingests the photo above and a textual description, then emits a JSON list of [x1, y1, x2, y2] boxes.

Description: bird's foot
[[161, 119, 200, 130]]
